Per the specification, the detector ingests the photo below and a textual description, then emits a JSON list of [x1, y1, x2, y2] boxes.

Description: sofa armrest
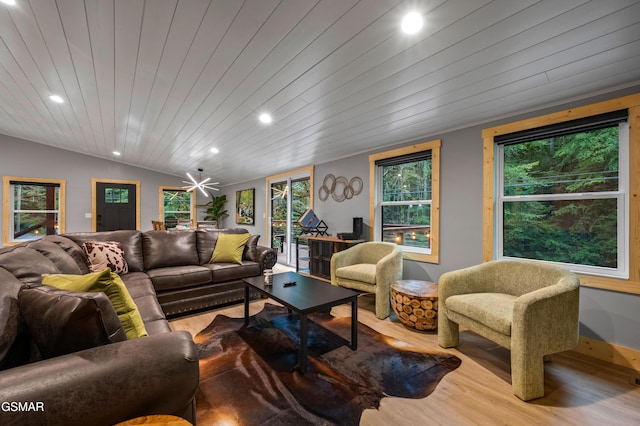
[[0, 331, 199, 426], [253, 245, 277, 272]]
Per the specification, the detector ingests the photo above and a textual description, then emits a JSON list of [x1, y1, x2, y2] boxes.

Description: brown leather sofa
[[0, 228, 277, 425], [63, 228, 277, 316]]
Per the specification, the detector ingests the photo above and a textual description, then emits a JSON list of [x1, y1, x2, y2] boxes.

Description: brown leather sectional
[[0, 228, 277, 425]]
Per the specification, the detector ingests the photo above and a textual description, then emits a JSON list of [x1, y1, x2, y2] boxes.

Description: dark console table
[[295, 235, 365, 281]]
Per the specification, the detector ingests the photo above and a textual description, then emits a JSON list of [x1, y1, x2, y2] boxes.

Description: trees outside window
[[369, 140, 440, 263], [499, 125, 624, 274], [484, 95, 640, 292], [380, 158, 432, 250], [159, 187, 194, 224], [3, 176, 66, 245]]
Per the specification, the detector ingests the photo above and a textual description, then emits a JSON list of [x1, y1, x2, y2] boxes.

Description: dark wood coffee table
[[242, 271, 359, 374]]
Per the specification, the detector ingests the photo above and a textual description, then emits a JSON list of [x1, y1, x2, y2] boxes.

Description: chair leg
[[437, 313, 459, 348], [511, 351, 545, 401], [374, 291, 390, 319]]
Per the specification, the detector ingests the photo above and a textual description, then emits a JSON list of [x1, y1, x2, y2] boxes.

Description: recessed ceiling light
[[113, 151, 121, 156], [49, 94, 64, 103], [0, 0, 17, 6], [259, 113, 272, 124], [401, 12, 423, 34], [210, 147, 219, 154]]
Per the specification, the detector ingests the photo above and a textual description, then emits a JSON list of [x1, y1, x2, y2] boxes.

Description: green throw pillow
[[42, 268, 148, 340], [210, 233, 251, 265]]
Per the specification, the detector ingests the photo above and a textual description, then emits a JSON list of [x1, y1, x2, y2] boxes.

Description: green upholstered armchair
[[330, 242, 403, 319], [438, 259, 580, 401]]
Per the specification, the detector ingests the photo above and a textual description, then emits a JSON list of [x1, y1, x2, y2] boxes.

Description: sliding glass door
[[267, 167, 313, 265]]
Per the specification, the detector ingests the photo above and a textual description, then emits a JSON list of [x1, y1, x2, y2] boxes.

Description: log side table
[[390, 280, 438, 331]]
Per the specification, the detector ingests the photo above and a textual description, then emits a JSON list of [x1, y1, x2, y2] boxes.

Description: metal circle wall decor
[[319, 174, 363, 202]]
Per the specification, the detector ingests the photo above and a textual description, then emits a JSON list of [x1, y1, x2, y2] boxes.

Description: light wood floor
[[170, 283, 640, 425]]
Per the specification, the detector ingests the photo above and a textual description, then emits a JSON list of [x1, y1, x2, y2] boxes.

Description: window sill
[[403, 251, 439, 264], [578, 274, 640, 295]]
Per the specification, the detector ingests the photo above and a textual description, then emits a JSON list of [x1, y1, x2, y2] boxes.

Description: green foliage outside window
[[381, 158, 432, 249], [163, 190, 192, 221], [502, 127, 620, 268], [271, 179, 310, 248]]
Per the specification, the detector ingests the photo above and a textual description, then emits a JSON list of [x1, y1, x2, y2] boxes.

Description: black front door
[[95, 182, 137, 231]]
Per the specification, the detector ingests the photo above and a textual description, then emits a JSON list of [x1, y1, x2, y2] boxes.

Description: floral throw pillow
[[82, 241, 129, 274]]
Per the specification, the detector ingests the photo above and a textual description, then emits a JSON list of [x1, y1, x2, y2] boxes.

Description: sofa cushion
[[41, 268, 148, 340], [146, 265, 212, 292], [26, 240, 85, 275], [40, 235, 91, 274], [118, 272, 170, 335], [142, 231, 199, 270], [210, 233, 250, 265], [208, 262, 261, 283], [0, 246, 60, 284], [335, 264, 377, 285], [18, 285, 127, 359], [445, 292, 516, 336], [82, 240, 129, 274], [65, 231, 145, 272]]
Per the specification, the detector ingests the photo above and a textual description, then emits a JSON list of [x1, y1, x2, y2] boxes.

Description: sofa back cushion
[[65, 231, 144, 272], [142, 230, 199, 270], [39, 235, 91, 274], [25, 239, 85, 275], [0, 246, 60, 284]]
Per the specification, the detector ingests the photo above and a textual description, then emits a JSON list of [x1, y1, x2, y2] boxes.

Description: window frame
[[2, 176, 66, 246], [369, 139, 441, 263], [483, 93, 640, 294], [158, 186, 196, 223]]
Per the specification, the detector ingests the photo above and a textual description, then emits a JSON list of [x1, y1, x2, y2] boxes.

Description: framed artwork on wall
[[236, 188, 255, 225]]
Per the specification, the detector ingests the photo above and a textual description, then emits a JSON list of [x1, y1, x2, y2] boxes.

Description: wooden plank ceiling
[[1, 0, 640, 184]]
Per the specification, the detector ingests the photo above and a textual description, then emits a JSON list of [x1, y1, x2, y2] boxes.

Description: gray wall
[[2, 85, 640, 351], [0, 134, 183, 234]]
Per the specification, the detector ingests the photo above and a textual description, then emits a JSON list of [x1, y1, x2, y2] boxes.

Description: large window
[[159, 187, 195, 224], [369, 140, 440, 263], [3, 176, 66, 245], [496, 111, 628, 278], [483, 93, 640, 294]]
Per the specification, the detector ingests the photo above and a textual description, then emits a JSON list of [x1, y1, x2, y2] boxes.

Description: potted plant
[[198, 192, 228, 228]]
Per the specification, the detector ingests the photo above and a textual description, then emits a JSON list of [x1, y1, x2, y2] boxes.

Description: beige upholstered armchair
[[330, 242, 403, 319], [438, 260, 580, 401]]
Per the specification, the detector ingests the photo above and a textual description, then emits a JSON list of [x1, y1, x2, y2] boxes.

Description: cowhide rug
[[195, 303, 461, 425]]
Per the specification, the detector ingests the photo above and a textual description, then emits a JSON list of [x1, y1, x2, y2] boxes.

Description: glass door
[[267, 167, 313, 266]]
